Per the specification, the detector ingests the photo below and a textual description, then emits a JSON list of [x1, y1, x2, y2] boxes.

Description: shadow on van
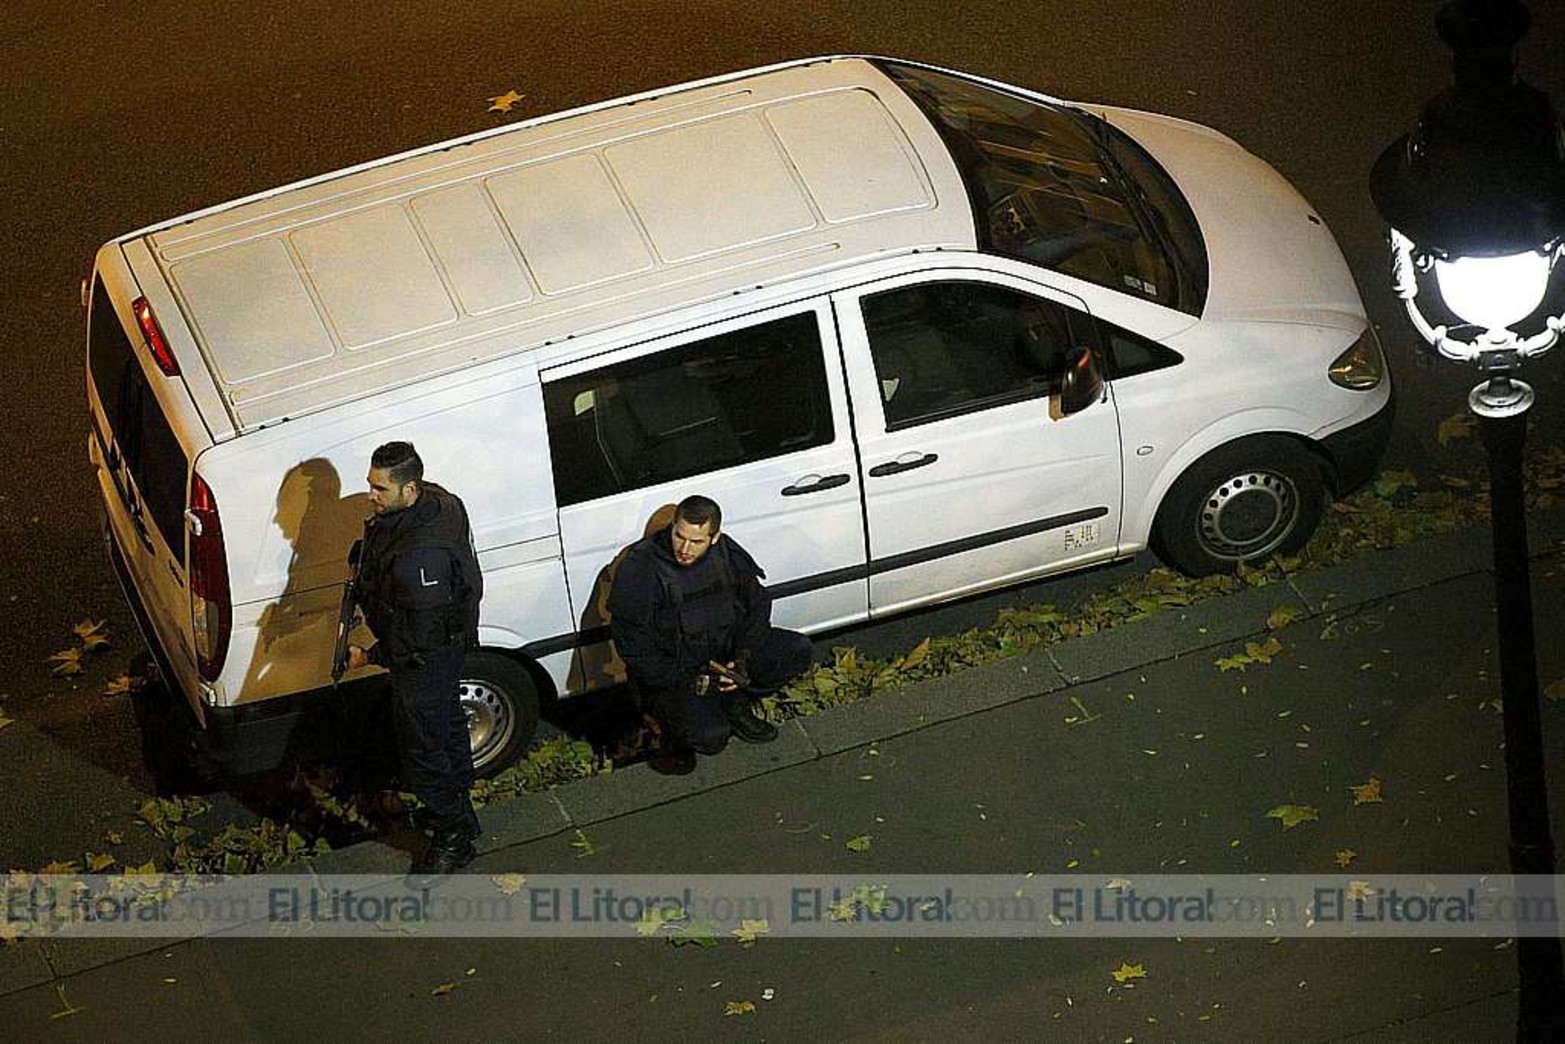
[[544, 502, 681, 762]]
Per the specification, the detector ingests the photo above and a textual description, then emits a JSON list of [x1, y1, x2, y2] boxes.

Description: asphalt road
[[2, 0, 1563, 788]]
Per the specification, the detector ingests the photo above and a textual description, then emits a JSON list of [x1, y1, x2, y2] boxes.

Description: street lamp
[[1370, 1, 1565, 1038]]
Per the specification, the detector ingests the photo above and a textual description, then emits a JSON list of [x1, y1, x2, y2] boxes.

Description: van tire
[[129, 652, 219, 795], [459, 650, 540, 777], [1152, 436, 1325, 577]]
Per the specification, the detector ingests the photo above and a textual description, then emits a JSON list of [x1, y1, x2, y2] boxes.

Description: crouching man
[[608, 495, 812, 773]]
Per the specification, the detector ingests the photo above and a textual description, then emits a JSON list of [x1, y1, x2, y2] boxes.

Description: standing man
[[346, 441, 484, 886], [608, 495, 813, 774]]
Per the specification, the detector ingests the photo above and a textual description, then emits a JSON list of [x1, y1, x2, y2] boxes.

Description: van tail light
[[188, 473, 231, 682], [132, 296, 180, 377]]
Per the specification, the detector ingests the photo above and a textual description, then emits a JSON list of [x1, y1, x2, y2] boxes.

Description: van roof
[[127, 56, 975, 433]]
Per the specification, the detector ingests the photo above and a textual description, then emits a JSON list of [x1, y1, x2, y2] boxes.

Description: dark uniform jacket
[[607, 527, 771, 691], [355, 482, 483, 666]]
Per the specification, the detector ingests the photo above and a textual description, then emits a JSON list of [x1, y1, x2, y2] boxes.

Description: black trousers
[[640, 627, 813, 755], [389, 644, 477, 838]]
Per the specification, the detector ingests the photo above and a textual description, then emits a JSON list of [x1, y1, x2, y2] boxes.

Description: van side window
[[1099, 320, 1183, 379], [862, 281, 1078, 430], [544, 311, 834, 507]]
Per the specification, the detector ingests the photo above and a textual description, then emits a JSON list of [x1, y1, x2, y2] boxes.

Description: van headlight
[[1328, 327, 1385, 390]]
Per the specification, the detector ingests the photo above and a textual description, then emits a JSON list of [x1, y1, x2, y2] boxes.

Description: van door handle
[[868, 452, 939, 478], [781, 473, 851, 496]]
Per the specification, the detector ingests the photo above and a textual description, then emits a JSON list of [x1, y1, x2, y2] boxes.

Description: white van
[[86, 56, 1391, 776]]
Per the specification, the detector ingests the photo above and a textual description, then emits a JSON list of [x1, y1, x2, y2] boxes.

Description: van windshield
[[879, 61, 1208, 316], [88, 279, 188, 550]]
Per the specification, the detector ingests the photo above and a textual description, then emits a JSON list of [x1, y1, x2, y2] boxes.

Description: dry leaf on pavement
[[1111, 961, 1147, 983], [1350, 777, 1383, 805], [1266, 805, 1320, 829], [48, 649, 84, 677], [488, 90, 525, 113]]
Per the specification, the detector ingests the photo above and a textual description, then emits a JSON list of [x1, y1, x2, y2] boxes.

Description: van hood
[[1093, 106, 1366, 328]]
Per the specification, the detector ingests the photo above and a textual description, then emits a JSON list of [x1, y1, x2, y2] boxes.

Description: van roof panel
[[410, 184, 535, 316], [291, 204, 459, 350], [169, 237, 336, 385], [487, 153, 655, 293], [605, 112, 817, 262], [765, 90, 933, 222], [135, 58, 976, 433]]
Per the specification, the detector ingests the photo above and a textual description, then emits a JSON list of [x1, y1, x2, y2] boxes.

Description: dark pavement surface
[[4, 515, 1564, 1041]]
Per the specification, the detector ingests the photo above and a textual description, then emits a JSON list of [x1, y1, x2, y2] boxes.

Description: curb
[[5, 505, 1564, 993]]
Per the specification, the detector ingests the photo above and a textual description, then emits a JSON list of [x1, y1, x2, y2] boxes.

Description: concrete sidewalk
[[3, 510, 1564, 1041]]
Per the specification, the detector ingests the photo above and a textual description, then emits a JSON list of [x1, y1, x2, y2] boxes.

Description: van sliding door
[[542, 301, 868, 694]]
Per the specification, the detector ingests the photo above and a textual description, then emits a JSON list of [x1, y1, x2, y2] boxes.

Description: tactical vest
[[654, 542, 740, 670]]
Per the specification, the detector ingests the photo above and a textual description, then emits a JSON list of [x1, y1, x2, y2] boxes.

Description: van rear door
[[86, 257, 204, 713]]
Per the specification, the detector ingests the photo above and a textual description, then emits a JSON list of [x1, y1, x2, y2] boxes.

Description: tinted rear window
[[88, 279, 188, 550]]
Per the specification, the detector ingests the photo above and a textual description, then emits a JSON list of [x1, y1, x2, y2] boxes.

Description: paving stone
[[36, 935, 174, 981], [0, 939, 52, 998], [797, 650, 1067, 756], [552, 720, 817, 827], [0, 938, 246, 1040], [472, 791, 571, 853], [305, 835, 414, 881], [1287, 528, 1492, 614], [1047, 582, 1304, 685]]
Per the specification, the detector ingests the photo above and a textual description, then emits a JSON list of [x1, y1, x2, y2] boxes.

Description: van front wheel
[[459, 650, 540, 777], [1152, 436, 1326, 577]]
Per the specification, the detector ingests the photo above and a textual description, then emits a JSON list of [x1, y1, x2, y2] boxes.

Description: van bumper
[[1319, 389, 1394, 495], [201, 681, 390, 776], [107, 513, 388, 775]]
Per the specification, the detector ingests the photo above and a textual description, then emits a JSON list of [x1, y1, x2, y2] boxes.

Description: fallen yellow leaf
[[1350, 777, 1383, 805], [73, 619, 109, 641], [47, 649, 84, 677], [490, 873, 527, 895], [1267, 605, 1304, 631], [1111, 961, 1147, 983], [487, 89, 525, 113], [1265, 805, 1320, 829], [732, 919, 770, 946]]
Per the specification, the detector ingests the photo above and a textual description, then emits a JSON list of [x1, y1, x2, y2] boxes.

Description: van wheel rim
[[459, 678, 514, 768], [1198, 469, 1298, 560]]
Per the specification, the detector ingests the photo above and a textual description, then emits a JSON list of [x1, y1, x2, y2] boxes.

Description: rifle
[[331, 535, 365, 686]]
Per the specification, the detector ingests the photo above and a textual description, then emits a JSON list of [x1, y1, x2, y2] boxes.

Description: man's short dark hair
[[372, 441, 424, 490], [675, 495, 721, 534]]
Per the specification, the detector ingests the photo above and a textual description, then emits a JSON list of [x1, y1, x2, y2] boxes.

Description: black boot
[[648, 745, 698, 775], [723, 696, 778, 744], [405, 827, 476, 890]]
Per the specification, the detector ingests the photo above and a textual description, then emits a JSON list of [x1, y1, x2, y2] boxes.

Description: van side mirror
[[1052, 346, 1105, 418]]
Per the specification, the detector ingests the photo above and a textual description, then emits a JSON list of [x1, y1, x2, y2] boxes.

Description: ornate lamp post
[[1370, 1, 1565, 1037]]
